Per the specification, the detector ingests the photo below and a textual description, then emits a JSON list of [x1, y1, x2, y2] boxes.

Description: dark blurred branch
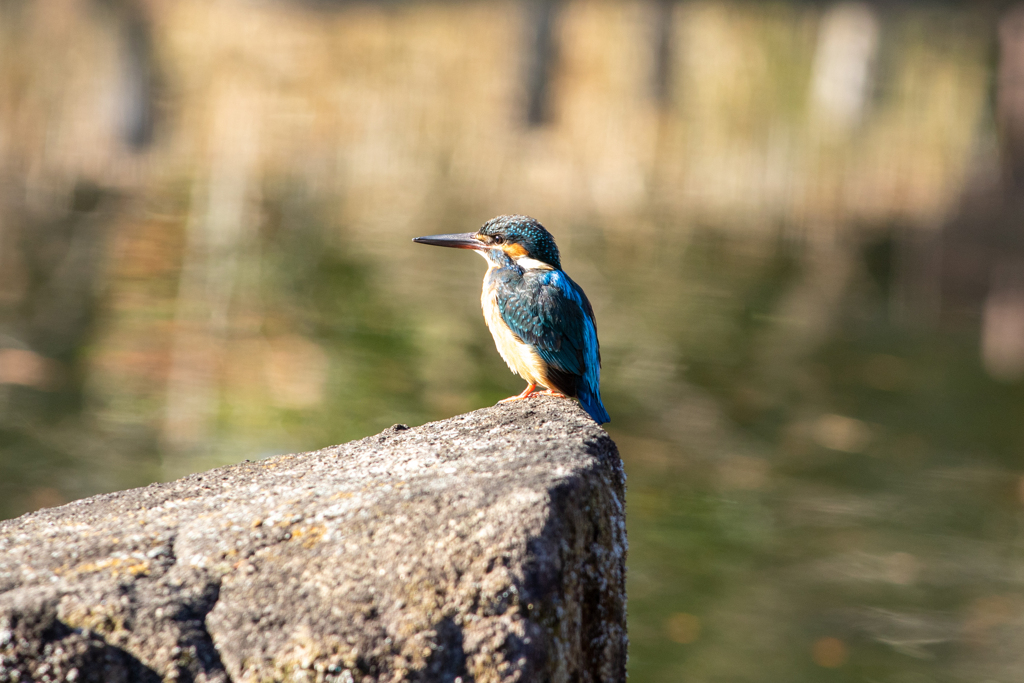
[[22, 182, 112, 362], [93, 0, 158, 150], [999, 5, 1024, 195], [652, 0, 674, 104], [524, 0, 559, 126], [117, 6, 156, 150], [935, 3, 1024, 378]]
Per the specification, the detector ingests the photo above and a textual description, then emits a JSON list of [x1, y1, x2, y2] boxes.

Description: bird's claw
[[498, 387, 569, 403], [498, 383, 538, 403], [538, 390, 569, 398]]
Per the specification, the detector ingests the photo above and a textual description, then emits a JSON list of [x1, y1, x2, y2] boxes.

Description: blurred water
[[1, 1, 1023, 681]]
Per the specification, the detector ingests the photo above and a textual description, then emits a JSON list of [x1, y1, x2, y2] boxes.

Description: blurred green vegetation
[[617, 232, 1024, 682]]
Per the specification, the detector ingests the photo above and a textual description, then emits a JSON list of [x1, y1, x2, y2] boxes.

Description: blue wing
[[496, 269, 609, 423]]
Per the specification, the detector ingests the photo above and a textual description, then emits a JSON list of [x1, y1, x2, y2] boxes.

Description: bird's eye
[[493, 236, 505, 245]]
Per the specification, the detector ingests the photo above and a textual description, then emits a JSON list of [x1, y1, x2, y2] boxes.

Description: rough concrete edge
[[0, 408, 628, 683]]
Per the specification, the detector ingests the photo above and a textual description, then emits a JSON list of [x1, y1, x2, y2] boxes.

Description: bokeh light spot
[[812, 414, 872, 453], [665, 612, 701, 644], [812, 636, 848, 668]]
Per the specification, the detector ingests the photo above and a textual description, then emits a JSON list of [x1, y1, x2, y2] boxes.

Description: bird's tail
[[578, 386, 610, 424]]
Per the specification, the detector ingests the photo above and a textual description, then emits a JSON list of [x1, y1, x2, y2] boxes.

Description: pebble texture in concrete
[[0, 398, 627, 683]]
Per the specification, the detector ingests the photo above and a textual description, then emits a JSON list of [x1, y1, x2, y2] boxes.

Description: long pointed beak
[[412, 232, 486, 250]]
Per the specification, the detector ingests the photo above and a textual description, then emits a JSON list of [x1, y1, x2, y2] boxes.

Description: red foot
[[498, 383, 538, 403], [537, 389, 569, 398]]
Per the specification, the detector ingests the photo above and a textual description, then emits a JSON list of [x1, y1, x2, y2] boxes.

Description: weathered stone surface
[[0, 399, 627, 683]]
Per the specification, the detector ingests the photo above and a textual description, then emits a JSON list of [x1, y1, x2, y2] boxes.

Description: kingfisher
[[413, 215, 609, 424]]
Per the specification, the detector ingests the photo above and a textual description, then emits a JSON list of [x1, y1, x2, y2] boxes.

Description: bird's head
[[413, 215, 562, 271]]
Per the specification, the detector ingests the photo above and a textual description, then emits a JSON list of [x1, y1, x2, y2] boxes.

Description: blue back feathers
[[486, 238, 610, 424]]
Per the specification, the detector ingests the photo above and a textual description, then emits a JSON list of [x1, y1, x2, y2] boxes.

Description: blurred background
[[2, 0, 1024, 680]]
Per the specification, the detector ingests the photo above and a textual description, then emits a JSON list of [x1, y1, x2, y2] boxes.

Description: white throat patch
[[515, 256, 554, 271]]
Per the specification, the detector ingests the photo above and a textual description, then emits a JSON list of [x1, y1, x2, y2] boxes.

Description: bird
[[413, 215, 609, 424]]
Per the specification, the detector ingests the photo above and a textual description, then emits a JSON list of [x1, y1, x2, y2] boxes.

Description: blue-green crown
[[479, 215, 561, 270]]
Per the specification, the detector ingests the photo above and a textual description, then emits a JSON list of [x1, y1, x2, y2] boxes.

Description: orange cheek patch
[[503, 243, 528, 259]]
